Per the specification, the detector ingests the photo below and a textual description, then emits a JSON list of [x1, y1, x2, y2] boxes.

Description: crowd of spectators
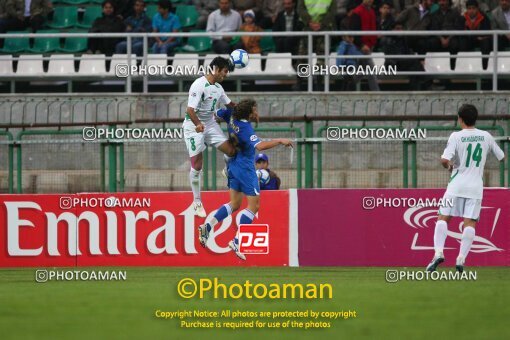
[[1, 0, 509, 61]]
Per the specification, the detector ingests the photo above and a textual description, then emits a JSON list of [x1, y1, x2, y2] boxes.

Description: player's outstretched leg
[[190, 167, 206, 217], [426, 218, 449, 271], [198, 203, 234, 248], [228, 208, 255, 261], [456, 223, 476, 273]]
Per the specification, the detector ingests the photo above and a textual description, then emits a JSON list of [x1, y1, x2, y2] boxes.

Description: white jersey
[[186, 76, 230, 124], [442, 128, 504, 199]]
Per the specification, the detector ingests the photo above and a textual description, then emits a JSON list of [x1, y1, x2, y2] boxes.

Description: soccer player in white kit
[[426, 104, 505, 273], [184, 57, 236, 217]]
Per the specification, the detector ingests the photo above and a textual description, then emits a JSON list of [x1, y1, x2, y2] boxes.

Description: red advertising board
[[0, 191, 289, 267], [298, 189, 510, 266]]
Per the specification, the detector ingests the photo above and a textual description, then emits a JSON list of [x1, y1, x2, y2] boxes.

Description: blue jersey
[[217, 108, 262, 196], [217, 108, 261, 170]]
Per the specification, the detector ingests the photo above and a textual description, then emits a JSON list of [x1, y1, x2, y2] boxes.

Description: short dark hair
[[135, 0, 146, 6], [210, 56, 231, 72], [157, 0, 171, 10], [466, 0, 479, 7], [458, 104, 478, 126], [233, 99, 257, 121], [102, 0, 115, 9]]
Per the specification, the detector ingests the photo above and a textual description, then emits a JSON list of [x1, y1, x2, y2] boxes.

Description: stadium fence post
[[211, 148, 217, 190], [100, 143, 106, 192], [411, 141, 417, 188], [403, 141, 409, 188], [203, 146, 209, 190], [492, 32, 498, 92], [0, 131, 14, 193], [305, 119, 314, 188], [119, 143, 125, 191], [108, 126, 117, 192], [127, 36, 132, 94]]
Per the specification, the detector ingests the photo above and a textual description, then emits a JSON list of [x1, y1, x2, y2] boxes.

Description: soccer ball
[[256, 169, 270, 185], [230, 49, 249, 69]]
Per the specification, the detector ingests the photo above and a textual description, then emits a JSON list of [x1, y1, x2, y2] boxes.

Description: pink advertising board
[[298, 189, 510, 266]]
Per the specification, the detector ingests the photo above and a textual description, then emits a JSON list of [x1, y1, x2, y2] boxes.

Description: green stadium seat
[[62, 0, 90, 4], [90, 0, 104, 3], [58, 30, 88, 53], [176, 5, 198, 28], [76, 6, 102, 28], [146, 5, 158, 19], [180, 32, 211, 52], [28, 30, 61, 53], [0, 31, 30, 53], [260, 29, 275, 52], [47, 7, 78, 29]]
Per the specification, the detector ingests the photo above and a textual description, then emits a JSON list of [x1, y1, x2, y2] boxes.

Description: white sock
[[433, 220, 448, 256], [189, 168, 202, 201], [459, 226, 475, 260]]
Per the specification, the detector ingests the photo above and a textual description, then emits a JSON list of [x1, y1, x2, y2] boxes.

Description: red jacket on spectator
[[352, 4, 377, 48]]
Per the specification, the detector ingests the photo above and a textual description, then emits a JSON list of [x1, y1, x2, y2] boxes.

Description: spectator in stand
[[428, 0, 463, 68], [0, 0, 7, 20], [232, 0, 260, 17], [258, 0, 283, 28], [207, 0, 242, 53], [351, 0, 378, 53], [377, 1, 395, 30], [452, 0, 491, 13], [195, 0, 219, 29], [114, 0, 135, 19], [491, 0, 510, 50], [376, 2, 395, 51], [88, 1, 126, 56], [152, 0, 181, 55], [0, 0, 52, 34], [115, 0, 152, 56], [381, 22, 428, 89], [395, 0, 433, 55], [393, 0, 416, 13], [255, 153, 281, 190], [336, 0, 379, 91], [234, 9, 263, 53], [460, 0, 492, 68], [273, 0, 304, 54], [297, 0, 337, 58]]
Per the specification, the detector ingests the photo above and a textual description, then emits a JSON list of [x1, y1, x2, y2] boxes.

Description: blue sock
[[239, 209, 255, 224], [208, 204, 233, 231]]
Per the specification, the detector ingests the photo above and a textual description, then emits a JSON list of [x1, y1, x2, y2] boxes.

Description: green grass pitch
[[1, 267, 509, 340]]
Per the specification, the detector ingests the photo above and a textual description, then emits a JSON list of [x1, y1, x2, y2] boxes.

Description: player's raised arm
[[255, 138, 293, 151]]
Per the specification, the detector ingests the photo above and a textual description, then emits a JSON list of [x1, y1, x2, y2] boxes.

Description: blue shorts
[[228, 167, 260, 196]]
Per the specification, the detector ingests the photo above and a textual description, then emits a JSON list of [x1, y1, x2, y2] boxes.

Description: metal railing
[[2, 117, 509, 193], [1, 30, 510, 92]]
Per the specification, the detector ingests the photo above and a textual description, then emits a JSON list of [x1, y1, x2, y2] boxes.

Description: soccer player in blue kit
[[197, 99, 293, 260]]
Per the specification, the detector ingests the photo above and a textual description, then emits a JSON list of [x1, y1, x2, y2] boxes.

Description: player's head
[[255, 153, 269, 169], [209, 57, 232, 82], [458, 104, 478, 127], [233, 99, 258, 122]]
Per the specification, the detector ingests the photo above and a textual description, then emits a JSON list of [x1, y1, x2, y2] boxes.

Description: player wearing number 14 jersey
[[426, 104, 505, 273], [183, 57, 236, 217]]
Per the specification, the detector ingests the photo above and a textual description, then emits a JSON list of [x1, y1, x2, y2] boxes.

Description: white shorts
[[183, 119, 227, 157], [438, 193, 482, 220]]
